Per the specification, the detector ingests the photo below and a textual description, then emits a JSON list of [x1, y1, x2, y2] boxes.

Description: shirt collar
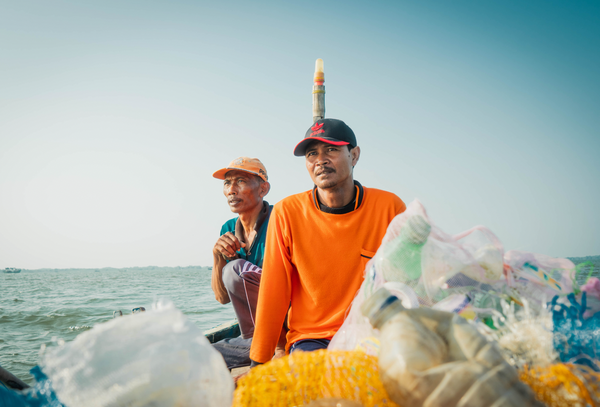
[[312, 181, 364, 214], [234, 201, 271, 245]]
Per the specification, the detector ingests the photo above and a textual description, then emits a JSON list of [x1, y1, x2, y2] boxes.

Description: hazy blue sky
[[1, 1, 598, 269]]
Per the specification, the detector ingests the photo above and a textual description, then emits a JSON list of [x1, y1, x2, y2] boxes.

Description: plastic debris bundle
[[504, 250, 575, 313], [331, 200, 507, 352], [550, 293, 600, 370], [326, 198, 600, 404], [330, 199, 577, 368], [38, 300, 233, 407], [520, 363, 600, 407], [233, 350, 400, 407]]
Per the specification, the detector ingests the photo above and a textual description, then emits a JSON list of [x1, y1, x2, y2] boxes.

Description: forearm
[[250, 208, 292, 363], [211, 253, 230, 304], [249, 264, 291, 363]]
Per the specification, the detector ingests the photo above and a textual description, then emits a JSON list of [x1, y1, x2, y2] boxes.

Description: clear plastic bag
[[330, 199, 575, 352], [330, 200, 504, 351], [40, 300, 233, 407]]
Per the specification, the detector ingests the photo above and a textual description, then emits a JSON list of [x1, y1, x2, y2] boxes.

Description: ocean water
[[0, 267, 234, 385]]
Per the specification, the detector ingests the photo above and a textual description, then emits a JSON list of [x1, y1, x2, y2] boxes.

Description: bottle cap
[[361, 287, 405, 329]]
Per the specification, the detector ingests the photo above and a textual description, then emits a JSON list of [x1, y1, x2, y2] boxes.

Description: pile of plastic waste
[[236, 200, 600, 406], [0, 300, 233, 407]]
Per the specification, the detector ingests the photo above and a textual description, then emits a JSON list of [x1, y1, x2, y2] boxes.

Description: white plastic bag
[[40, 300, 233, 407]]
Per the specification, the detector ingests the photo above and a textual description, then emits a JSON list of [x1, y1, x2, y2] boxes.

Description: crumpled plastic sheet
[[19, 300, 234, 407]]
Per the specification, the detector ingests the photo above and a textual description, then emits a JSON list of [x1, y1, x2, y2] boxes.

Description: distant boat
[[3, 268, 21, 274]]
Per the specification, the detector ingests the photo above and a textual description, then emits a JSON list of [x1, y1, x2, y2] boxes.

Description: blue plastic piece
[[550, 292, 600, 371], [0, 367, 64, 407]]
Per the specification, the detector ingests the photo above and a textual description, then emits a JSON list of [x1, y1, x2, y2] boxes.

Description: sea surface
[[0, 267, 234, 385]]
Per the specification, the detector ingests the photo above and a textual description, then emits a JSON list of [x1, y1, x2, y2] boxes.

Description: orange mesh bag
[[232, 350, 400, 407], [520, 363, 600, 407]]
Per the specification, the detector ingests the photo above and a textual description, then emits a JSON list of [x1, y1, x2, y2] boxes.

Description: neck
[[316, 177, 355, 208], [238, 202, 263, 235]]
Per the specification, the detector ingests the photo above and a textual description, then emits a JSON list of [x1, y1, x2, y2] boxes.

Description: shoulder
[[268, 190, 314, 227], [273, 190, 313, 213], [363, 187, 406, 212], [220, 217, 238, 235]]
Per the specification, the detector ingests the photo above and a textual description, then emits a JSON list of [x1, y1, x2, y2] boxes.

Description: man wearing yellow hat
[[211, 157, 281, 369]]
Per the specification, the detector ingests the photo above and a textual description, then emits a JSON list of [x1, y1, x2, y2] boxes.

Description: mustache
[[315, 166, 335, 176]]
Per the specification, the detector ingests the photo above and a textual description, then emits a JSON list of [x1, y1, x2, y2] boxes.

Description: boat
[[204, 319, 240, 343], [204, 319, 249, 376], [3, 268, 21, 274], [0, 365, 29, 391]]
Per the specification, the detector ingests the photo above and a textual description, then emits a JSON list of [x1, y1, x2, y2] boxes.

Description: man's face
[[305, 141, 360, 189], [223, 170, 267, 214]]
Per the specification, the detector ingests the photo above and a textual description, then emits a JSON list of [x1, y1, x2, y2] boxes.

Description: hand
[[213, 232, 245, 259], [233, 370, 249, 386], [272, 348, 286, 361]]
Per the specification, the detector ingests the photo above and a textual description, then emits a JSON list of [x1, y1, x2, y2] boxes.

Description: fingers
[[214, 232, 242, 258]]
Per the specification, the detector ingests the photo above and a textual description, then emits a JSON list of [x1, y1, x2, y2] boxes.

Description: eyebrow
[[224, 176, 249, 182]]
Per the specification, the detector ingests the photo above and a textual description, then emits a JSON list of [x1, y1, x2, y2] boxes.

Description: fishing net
[[519, 363, 600, 407], [232, 350, 400, 407]]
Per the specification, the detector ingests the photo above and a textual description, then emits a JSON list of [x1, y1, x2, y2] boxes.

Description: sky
[[0, 1, 598, 269]]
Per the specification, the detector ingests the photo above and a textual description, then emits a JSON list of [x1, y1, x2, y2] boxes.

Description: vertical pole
[[312, 59, 325, 123]]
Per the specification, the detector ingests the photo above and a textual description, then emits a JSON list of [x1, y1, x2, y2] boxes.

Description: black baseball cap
[[293, 118, 357, 157]]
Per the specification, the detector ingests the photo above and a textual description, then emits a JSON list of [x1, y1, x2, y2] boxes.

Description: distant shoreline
[[8, 256, 599, 273], [13, 265, 212, 273]]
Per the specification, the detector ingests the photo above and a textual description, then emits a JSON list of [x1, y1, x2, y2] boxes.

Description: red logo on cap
[[310, 122, 325, 137]]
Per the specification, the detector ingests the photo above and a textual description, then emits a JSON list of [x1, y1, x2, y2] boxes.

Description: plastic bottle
[[376, 214, 431, 282]]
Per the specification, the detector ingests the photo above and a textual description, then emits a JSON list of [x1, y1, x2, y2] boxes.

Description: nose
[[314, 151, 330, 166], [224, 183, 237, 196]]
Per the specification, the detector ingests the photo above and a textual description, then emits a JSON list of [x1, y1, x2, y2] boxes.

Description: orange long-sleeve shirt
[[249, 184, 406, 363]]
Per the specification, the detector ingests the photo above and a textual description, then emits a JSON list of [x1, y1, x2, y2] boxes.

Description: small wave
[[45, 313, 67, 318], [68, 325, 91, 331]]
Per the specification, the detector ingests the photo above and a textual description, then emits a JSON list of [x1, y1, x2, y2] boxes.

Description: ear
[[259, 181, 271, 198], [351, 146, 361, 167]]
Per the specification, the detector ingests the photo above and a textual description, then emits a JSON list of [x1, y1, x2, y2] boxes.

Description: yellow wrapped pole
[[312, 58, 325, 123]]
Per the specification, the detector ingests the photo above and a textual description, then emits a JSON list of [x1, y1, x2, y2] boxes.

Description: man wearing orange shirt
[[249, 118, 406, 366]]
